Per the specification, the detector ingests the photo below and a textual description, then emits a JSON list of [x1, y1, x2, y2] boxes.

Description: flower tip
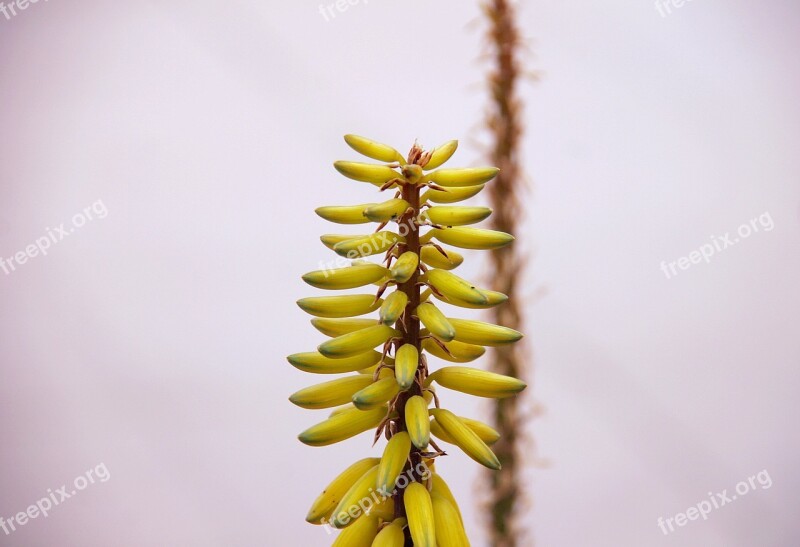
[[305, 514, 320, 525]]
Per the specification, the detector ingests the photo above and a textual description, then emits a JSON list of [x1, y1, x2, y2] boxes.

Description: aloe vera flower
[[289, 134, 526, 546]]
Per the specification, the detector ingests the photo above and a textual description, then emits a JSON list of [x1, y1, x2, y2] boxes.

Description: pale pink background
[[1, 1, 799, 546]]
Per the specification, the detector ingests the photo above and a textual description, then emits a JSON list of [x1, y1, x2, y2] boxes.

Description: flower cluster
[[289, 135, 526, 546]]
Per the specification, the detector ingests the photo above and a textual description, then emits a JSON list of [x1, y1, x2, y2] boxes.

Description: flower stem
[[391, 177, 423, 528], [484, 0, 530, 545]]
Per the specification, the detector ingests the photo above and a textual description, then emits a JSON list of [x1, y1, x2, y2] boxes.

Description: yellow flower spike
[[332, 232, 405, 258], [302, 263, 388, 290], [315, 204, 374, 224], [379, 291, 408, 326], [431, 491, 470, 546], [419, 245, 464, 270], [415, 302, 455, 342], [334, 160, 400, 184], [422, 205, 492, 226], [298, 406, 387, 447], [352, 377, 401, 410], [422, 139, 458, 171], [310, 317, 377, 338], [344, 134, 405, 163], [394, 343, 419, 389], [289, 375, 374, 410], [372, 518, 407, 547], [306, 457, 381, 524], [421, 184, 485, 204], [429, 408, 501, 470], [405, 395, 430, 449], [297, 294, 383, 318], [427, 366, 527, 398], [287, 350, 383, 374], [429, 226, 514, 250], [291, 137, 525, 545], [405, 482, 437, 547], [448, 318, 523, 346], [389, 250, 420, 283], [317, 325, 398, 359], [428, 166, 499, 187], [376, 432, 412, 495], [363, 199, 411, 223]]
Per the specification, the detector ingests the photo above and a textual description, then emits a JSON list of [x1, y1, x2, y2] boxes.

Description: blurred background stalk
[[482, 1, 532, 545]]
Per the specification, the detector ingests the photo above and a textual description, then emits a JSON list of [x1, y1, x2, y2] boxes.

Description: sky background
[[1, 0, 799, 545]]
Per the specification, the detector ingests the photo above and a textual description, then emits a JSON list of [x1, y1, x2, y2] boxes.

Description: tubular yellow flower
[[306, 457, 380, 524], [364, 199, 411, 222], [419, 245, 464, 270], [427, 366, 527, 398], [422, 140, 458, 171], [421, 183, 485, 204], [428, 166, 500, 187], [423, 205, 492, 226], [389, 250, 420, 283], [352, 377, 401, 410], [372, 517, 407, 546], [315, 204, 374, 224], [289, 136, 525, 544], [394, 343, 418, 389], [297, 294, 383, 318], [310, 317, 377, 338], [332, 231, 405, 258]]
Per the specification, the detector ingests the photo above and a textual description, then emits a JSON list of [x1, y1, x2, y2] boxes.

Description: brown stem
[[389, 174, 424, 536]]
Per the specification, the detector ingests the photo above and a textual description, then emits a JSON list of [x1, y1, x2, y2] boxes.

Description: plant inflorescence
[[289, 135, 526, 546]]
